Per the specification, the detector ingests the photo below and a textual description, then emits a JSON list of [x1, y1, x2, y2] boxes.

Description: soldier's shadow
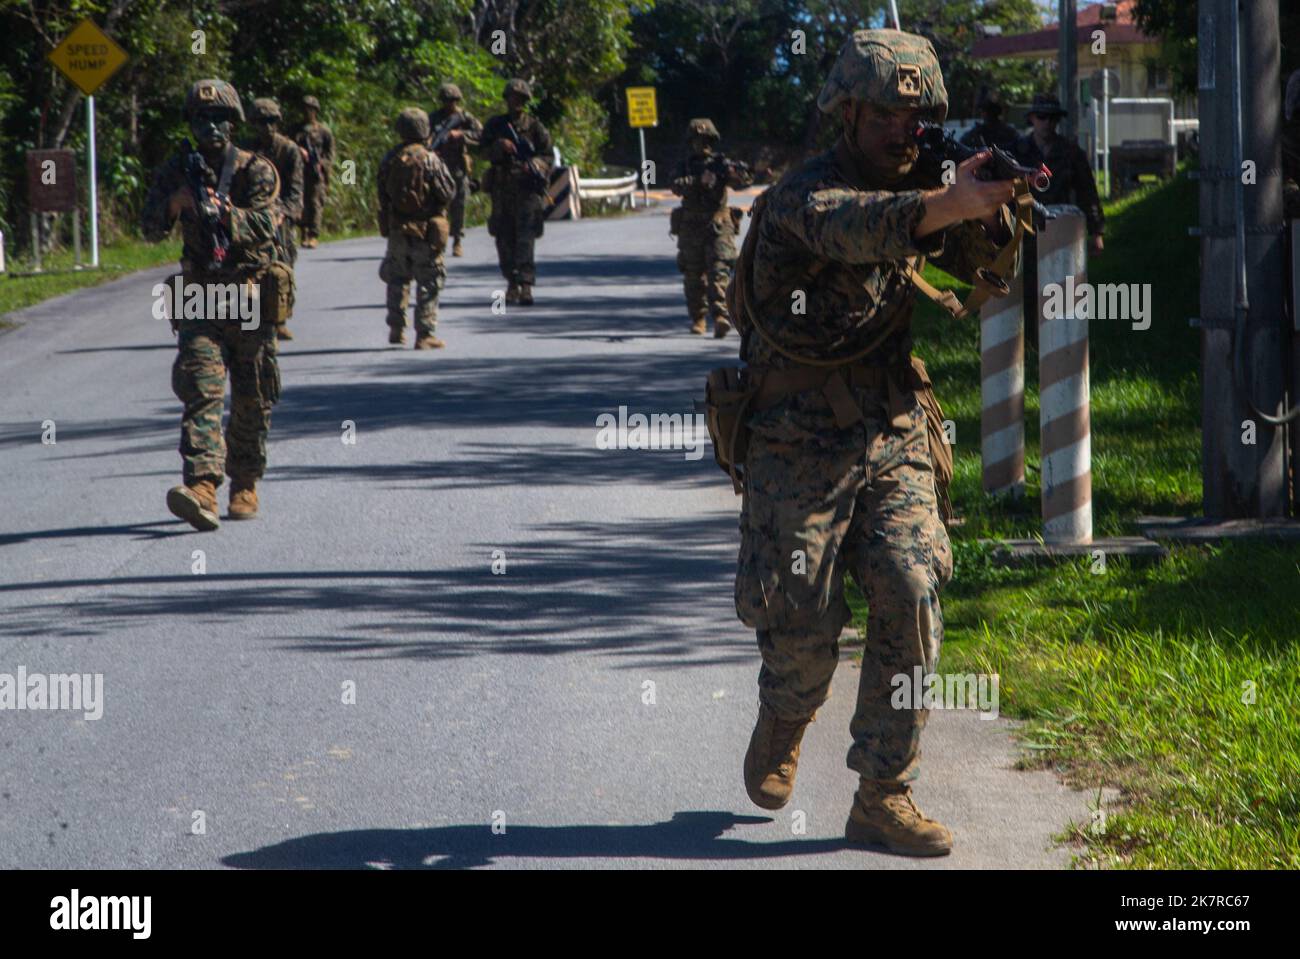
[[221, 810, 846, 869]]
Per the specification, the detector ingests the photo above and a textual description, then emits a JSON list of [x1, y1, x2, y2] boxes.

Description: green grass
[[0, 237, 182, 323], [847, 169, 1300, 868]]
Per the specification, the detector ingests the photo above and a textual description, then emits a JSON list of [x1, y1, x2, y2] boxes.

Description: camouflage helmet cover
[[396, 106, 430, 142], [185, 79, 245, 122], [687, 118, 720, 140], [303, 95, 321, 111], [439, 82, 463, 102], [504, 78, 532, 100], [816, 30, 948, 123], [248, 97, 282, 122]]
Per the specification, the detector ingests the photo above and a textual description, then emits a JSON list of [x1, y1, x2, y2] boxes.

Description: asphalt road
[[0, 204, 1090, 869]]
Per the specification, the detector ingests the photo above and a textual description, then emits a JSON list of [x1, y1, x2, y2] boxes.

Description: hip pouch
[[704, 366, 759, 494], [428, 215, 451, 253], [669, 205, 683, 237], [908, 356, 954, 521], [259, 263, 294, 328]]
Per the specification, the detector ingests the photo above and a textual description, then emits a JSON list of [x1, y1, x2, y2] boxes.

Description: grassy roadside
[[847, 170, 1300, 868]]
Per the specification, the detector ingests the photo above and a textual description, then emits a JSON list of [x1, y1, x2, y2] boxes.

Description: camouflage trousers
[[448, 170, 470, 241], [172, 311, 281, 486], [380, 231, 445, 335], [676, 220, 737, 327], [489, 192, 545, 285], [301, 176, 327, 240], [735, 396, 953, 783]]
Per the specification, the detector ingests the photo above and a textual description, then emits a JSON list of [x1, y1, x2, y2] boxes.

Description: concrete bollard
[[980, 259, 1026, 498]]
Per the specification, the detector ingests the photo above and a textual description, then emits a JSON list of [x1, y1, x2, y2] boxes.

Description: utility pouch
[[729, 206, 744, 234], [429, 215, 451, 253], [704, 366, 759, 494], [260, 262, 294, 328], [908, 355, 954, 521], [669, 206, 683, 237]]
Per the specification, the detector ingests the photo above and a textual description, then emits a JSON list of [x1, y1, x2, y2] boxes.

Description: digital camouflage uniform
[[735, 30, 1012, 856], [295, 96, 336, 245], [430, 83, 483, 252], [141, 79, 281, 529], [247, 98, 304, 336], [480, 79, 554, 301], [377, 108, 456, 346], [670, 118, 753, 336], [1012, 95, 1105, 238]]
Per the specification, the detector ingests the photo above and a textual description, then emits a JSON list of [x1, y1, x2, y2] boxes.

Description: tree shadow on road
[[221, 810, 845, 869], [0, 515, 750, 671]]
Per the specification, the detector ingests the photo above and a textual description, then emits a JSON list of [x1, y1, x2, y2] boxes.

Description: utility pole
[[1198, 0, 1288, 518], [1058, 0, 1078, 144]]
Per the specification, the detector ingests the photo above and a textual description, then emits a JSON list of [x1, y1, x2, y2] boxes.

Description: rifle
[[503, 122, 549, 194], [687, 153, 751, 186], [430, 112, 465, 152], [180, 140, 232, 273], [301, 139, 324, 181], [913, 121, 1056, 224]]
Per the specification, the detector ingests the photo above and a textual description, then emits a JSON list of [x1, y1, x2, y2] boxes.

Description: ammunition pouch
[[704, 366, 760, 495]]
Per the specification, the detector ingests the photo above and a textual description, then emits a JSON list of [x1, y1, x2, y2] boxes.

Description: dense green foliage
[[1, 0, 1057, 256]]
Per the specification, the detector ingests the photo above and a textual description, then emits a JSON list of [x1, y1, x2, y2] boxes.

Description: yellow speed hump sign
[[625, 87, 658, 128], [48, 19, 129, 96]]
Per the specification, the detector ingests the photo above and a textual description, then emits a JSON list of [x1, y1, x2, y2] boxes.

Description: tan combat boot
[[228, 479, 259, 520], [845, 779, 952, 857], [518, 283, 534, 305], [690, 316, 707, 335], [388, 326, 406, 345], [277, 324, 294, 341], [713, 316, 732, 339], [166, 479, 220, 532], [453, 240, 464, 257], [505, 282, 521, 305], [743, 703, 814, 810], [414, 334, 446, 350]]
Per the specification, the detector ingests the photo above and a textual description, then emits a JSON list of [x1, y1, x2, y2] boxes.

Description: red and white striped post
[[1036, 207, 1092, 544], [980, 264, 1025, 497]]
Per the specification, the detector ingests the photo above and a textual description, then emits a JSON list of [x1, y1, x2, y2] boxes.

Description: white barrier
[[576, 170, 638, 211]]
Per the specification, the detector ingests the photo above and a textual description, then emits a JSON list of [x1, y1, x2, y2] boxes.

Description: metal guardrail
[[576, 170, 639, 208]]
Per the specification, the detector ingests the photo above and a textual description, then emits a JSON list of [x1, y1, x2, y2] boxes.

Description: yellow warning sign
[[47, 19, 129, 97], [626, 87, 658, 128]]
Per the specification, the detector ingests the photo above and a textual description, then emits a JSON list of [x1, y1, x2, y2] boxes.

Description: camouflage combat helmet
[[687, 118, 720, 141], [504, 78, 532, 101], [439, 82, 463, 102], [248, 97, 282, 123], [185, 78, 245, 122], [396, 106, 430, 142], [303, 95, 321, 112], [816, 29, 947, 123]]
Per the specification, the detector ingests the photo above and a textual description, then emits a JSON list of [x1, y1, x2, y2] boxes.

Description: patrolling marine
[[141, 79, 285, 530], [295, 95, 336, 249], [730, 30, 1016, 856], [479, 78, 554, 305], [247, 97, 305, 341], [669, 118, 753, 337], [1012, 93, 1104, 253], [429, 82, 483, 258], [377, 108, 456, 349], [959, 86, 1019, 151]]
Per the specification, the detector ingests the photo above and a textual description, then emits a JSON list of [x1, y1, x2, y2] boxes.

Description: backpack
[[387, 144, 432, 221]]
